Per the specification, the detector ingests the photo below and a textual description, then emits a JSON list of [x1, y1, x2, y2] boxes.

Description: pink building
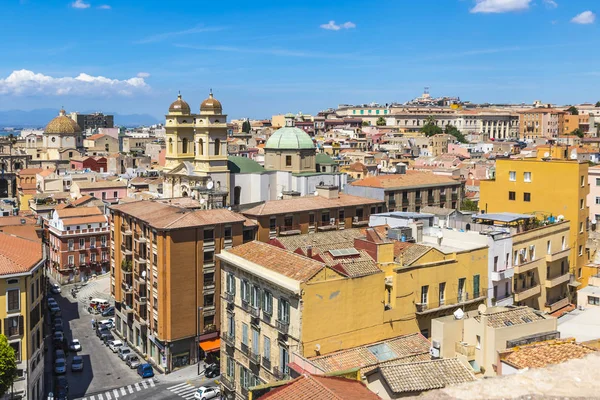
[[448, 143, 471, 159], [70, 180, 128, 204]]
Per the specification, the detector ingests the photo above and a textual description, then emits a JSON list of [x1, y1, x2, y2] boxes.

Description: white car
[[69, 339, 82, 352], [108, 340, 123, 353], [71, 356, 84, 372], [118, 347, 132, 361], [194, 386, 220, 400], [99, 319, 114, 329], [51, 283, 61, 294]]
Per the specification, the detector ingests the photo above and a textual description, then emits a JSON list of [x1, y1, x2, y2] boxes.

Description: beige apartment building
[[109, 200, 255, 373], [518, 108, 566, 139]]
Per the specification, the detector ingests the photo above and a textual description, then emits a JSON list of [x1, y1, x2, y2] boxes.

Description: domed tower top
[[200, 89, 223, 115], [45, 109, 82, 134], [168, 92, 191, 115]]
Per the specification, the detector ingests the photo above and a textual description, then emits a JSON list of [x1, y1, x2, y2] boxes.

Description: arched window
[[198, 139, 203, 156], [169, 138, 173, 154], [214, 139, 220, 156], [182, 138, 188, 154], [234, 186, 241, 205]]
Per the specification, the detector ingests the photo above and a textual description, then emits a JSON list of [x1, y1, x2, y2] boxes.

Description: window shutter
[[19, 316, 24, 336], [3, 318, 7, 336]]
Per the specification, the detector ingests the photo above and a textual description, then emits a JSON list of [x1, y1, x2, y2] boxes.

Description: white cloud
[[71, 0, 90, 9], [320, 20, 356, 31], [135, 25, 226, 44], [543, 0, 558, 9], [0, 69, 150, 97], [571, 11, 596, 24], [470, 0, 531, 13], [98, 4, 111, 9], [136, 72, 150, 78]]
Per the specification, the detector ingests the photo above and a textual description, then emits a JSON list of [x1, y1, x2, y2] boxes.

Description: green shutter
[[473, 275, 480, 297]]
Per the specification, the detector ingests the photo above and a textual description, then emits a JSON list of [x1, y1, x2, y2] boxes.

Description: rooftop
[[224, 241, 324, 282], [242, 193, 382, 217], [474, 306, 547, 328], [473, 212, 536, 224], [0, 232, 43, 275], [500, 339, 596, 370], [110, 200, 247, 230], [558, 306, 600, 342], [227, 155, 266, 174], [74, 180, 127, 190], [260, 374, 380, 400], [375, 358, 474, 394], [317, 249, 381, 278], [275, 229, 365, 255], [56, 207, 104, 219], [309, 333, 431, 374], [350, 171, 460, 189]]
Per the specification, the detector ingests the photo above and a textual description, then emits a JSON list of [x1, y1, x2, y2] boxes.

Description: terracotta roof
[[376, 358, 474, 394], [110, 200, 247, 230], [261, 374, 380, 400], [54, 203, 70, 210], [62, 215, 107, 225], [347, 162, 368, 173], [38, 168, 56, 178], [56, 207, 103, 219], [17, 168, 43, 176], [318, 249, 381, 278], [0, 232, 43, 275], [74, 180, 127, 190], [0, 216, 37, 227], [474, 306, 546, 328], [0, 225, 42, 242], [71, 195, 95, 206], [87, 133, 107, 141], [276, 229, 365, 255], [309, 333, 431, 374], [350, 171, 460, 189], [242, 194, 382, 217], [225, 241, 324, 281], [501, 339, 596, 370], [395, 243, 432, 265]]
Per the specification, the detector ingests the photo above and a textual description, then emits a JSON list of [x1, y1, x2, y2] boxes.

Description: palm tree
[[425, 115, 437, 126]]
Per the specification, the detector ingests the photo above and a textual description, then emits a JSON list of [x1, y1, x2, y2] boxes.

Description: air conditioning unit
[[385, 276, 393, 287], [353, 216, 359, 223], [432, 340, 440, 349], [330, 218, 336, 225], [429, 346, 440, 359]]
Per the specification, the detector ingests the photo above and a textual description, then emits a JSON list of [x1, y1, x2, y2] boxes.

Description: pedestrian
[[91, 318, 95, 329]]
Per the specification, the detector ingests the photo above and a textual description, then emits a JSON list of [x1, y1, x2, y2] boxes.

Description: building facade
[[518, 108, 566, 140]]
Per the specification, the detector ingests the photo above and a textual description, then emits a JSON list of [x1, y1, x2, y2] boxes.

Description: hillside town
[[2, 88, 600, 400]]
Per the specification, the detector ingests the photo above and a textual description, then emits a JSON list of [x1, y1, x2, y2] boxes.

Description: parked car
[[54, 358, 67, 375], [96, 327, 109, 338], [71, 356, 84, 372], [118, 347, 132, 361], [204, 363, 220, 378], [50, 283, 61, 294], [108, 340, 123, 353], [194, 386, 221, 400], [101, 332, 115, 344], [55, 349, 66, 361], [69, 339, 82, 352], [55, 375, 69, 392], [53, 322, 64, 333], [101, 306, 115, 317], [49, 304, 61, 314], [126, 355, 141, 369], [99, 319, 114, 329], [53, 331, 65, 344], [47, 297, 57, 306], [137, 363, 154, 378]]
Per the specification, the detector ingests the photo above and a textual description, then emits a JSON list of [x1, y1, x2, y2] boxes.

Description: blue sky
[[0, 0, 598, 119]]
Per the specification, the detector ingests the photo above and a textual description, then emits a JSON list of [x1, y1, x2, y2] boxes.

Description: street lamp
[[197, 306, 203, 375]]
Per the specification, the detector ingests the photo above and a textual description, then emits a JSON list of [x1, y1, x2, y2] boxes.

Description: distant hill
[[0, 108, 161, 128]]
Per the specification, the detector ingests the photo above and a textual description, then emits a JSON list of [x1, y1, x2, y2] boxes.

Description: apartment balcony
[[494, 294, 514, 307], [276, 319, 290, 334], [249, 305, 260, 318], [491, 268, 514, 282], [220, 374, 235, 391], [451, 193, 458, 200], [352, 217, 369, 227], [122, 282, 133, 294], [272, 366, 290, 380], [427, 196, 435, 205], [121, 262, 133, 275], [278, 225, 301, 237], [545, 272, 571, 288], [545, 297, 570, 313], [240, 342, 249, 356], [133, 233, 146, 243], [455, 342, 476, 361], [121, 244, 132, 256], [546, 248, 571, 263], [224, 292, 234, 303], [122, 227, 132, 236], [513, 284, 541, 302], [514, 258, 544, 274], [123, 303, 134, 314], [415, 290, 486, 315], [249, 351, 261, 366], [222, 332, 235, 346]]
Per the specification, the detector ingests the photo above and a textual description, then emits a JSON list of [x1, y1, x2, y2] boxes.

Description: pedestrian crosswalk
[[166, 382, 199, 399], [76, 379, 155, 400]]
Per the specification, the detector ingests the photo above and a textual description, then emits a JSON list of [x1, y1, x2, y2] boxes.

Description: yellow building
[[479, 158, 592, 287], [0, 231, 45, 399]]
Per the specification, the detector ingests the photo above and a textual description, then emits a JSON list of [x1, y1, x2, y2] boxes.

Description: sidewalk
[[158, 362, 208, 383]]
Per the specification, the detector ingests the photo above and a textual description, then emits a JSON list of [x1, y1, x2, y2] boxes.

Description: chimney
[[316, 185, 339, 199], [306, 245, 312, 258]]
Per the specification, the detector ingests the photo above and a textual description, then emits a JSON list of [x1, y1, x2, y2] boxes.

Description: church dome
[[45, 109, 82, 134], [265, 124, 315, 150], [200, 90, 223, 114], [169, 93, 191, 114]]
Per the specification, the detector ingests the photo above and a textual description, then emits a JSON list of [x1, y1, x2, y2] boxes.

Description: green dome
[[265, 127, 315, 150]]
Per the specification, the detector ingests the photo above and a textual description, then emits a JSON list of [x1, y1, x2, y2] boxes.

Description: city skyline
[[0, 0, 598, 119]]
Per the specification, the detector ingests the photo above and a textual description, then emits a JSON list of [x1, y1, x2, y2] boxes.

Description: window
[[242, 323, 249, 346], [588, 296, 600, 306], [9, 341, 20, 362], [493, 256, 498, 272], [68, 255, 74, 265], [581, 175, 585, 187], [68, 239, 74, 251], [524, 192, 531, 202], [224, 226, 232, 240], [241, 280, 250, 304], [578, 268, 582, 278], [580, 222, 584, 233], [226, 356, 235, 378], [278, 298, 290, 323], [529, 245, 535, 260], [226, 274, 236, 295], [581, 199, 585, 210], [263, 336, 271, 360], [262, 291, 273, 315], [439, 282, 446, 306], [30, 282, 34, 301], [420, 285, 428, 304], [102, 192, 106, 200], [562, 236, 566, 250], [509, 171, 516, 181], [547, 240, 551, 255], [476, 335, 481, 350], [508, 191, 516, 201], [203, 229, 214, 241], [458, 278, 466, 300], [5, 316, 23, 337], [473, 274, 480, 297], [251, 286, 260, 309], [523, 172, 531, 182], [279, 346, 290, 377], [252, 328, 260, 356], [79, 238, 85, 249], [7, 289, 19, 312], [182, 138, 188, 153], [113, 191, 118, 199], [79, 254, 85, 264], [214, 139, 220, 156], [203, 251, 214, 263], [285, 155, 292, 167], [579, 245, 583, 256], [90, 237, 96, 248], [101, 236, 107, 247], [227, 312, 235, 337]]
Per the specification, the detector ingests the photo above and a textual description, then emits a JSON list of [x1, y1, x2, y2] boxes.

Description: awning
[[199, 338, 220, 353]]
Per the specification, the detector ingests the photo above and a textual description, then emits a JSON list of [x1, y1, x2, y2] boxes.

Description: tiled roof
[[87, 133, 107, 140], [309, 333, 431, 374], [225, 241, 324, 282], [0, 216, 37, 227], [74, 180, 127, 189], [38, 168, 56, 178], [261, 374, 380, 400], [241, 194, 382, 217], [377, 358, 474, 394], [395, 243, 431, 265], [0, 232, 43, 275], [56, 207, 104, 219], [276, 229, 365, 255], [318, 249, 381, 278], [501, 339, 596, 370], [71, 195, 95, 206], [0, 225, 42, 242], [349, 171, 460, 189], [62, 215, 107, 225], [17, 168, 43, 175], [110, 200, 247, 230], [474, 306, 546, 328]]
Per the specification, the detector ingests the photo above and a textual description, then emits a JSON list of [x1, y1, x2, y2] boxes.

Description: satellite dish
[[544, 152, 550, 158], [206, 181, 214, 190], [570, 154, 577, 160], [453, 308, 464, 320], [377, 164, 382, 170], [200, 198, 205, 204], [314, 191, 319, 196], [141, 270, 146, 278], [478, 304, 487, 314], [557, 215, 564, 221]]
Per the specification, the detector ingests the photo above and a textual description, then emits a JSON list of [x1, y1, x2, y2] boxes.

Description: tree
[[361, 120, 370, 127], [571, 128, 584, 138], [0, 335, 16, 397], [445, 124, 469, 144], [461, 199, 479, 212], [567, 106, 579, 115], [376, 116, 386, 126], [596, 101, 600, 108], [241, 120, 251, 134], [421, 123, 442, 137]]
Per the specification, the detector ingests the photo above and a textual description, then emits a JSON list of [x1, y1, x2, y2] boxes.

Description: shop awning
[[199, 338, 220, 353]]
